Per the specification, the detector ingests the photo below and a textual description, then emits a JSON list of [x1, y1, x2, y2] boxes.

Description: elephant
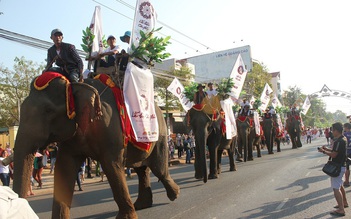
[[187, 96, 236, 182], [12, 73, 180, 219], [236, 113, 257, 161], [285, 112, 303, 148], [262, 114, 275, 154]]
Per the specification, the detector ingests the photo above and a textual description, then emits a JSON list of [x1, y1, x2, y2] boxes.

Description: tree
[[242, 62, 272, 99], [0, 57, 44, 127], [154, 65, 194, 111]]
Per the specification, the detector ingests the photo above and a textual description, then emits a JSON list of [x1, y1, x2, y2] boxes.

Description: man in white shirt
[[206, 82, 218, 97], [92, 35, 121, 72]]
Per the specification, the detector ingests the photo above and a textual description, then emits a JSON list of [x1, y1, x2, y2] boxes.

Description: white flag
[[271, 94, 282, 109], [167, 77, 193, 111], [259, 83, 273, 112], [228, 54, 248, 100], [89, 6, 104, 56], [301, 96, 311, 115], [249, 96, 256, 108], [131, 0, 157, 51], [220, 98, 237, 139]]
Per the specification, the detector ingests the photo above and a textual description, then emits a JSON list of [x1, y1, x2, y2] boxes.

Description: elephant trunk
[[13, 135, 35, 198], [199, 134, 208, 183]]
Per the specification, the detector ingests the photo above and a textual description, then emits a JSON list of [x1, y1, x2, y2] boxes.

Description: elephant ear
[[72, 83, 102, 133]]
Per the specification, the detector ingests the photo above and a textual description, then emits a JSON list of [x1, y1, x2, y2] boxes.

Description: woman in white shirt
[[0, 150, 10, 186]]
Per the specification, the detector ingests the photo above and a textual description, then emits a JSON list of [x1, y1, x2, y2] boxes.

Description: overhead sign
[[180, 45, 252, 82]]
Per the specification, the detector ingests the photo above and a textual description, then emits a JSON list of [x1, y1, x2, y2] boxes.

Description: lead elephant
[[236, 114, 256, 161], [13, 73, 180, 219], [285, 112, 303, 148], [187, 97, 236, 182]]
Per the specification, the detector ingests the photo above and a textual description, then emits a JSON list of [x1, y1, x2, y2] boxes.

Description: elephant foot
[[277, 149, 281, 152], [257, 154, 262, 157], [230, 167, 237, 171], [134, 187, 153, 210], [248, 157, 254, 161], [208, 174, 218, 179], [116, 211, 138, 219], [195, 174, 203, 180], [268, 151, 274, 154], [165, 183, 180, 201], [292, 146, 297, 149]]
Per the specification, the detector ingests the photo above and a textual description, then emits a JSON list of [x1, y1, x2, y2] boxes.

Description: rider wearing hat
[[193, 83, 207, 104], [45, 28, 83, 82]]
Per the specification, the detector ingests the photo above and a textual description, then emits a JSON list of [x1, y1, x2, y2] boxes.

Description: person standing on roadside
[[318, 122, 349, 217], [343, 123, 351, 187], [0, 150, 10, 186], [48, 142, 58, 174]]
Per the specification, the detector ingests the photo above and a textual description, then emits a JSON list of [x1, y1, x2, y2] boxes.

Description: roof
[[269, 72, 280, 78]]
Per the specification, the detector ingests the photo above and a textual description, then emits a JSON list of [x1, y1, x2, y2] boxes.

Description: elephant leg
[[277, 139, 281, 152], [102, 160, 137, 219], [52, 154, 78, 219], [217, 149, 223, 174], [228, 149, 236, 171], [133, 166, 153, 210], [194, 143, 204, 180], [146, 141, 180, 203], [207, 144, 219, 179]]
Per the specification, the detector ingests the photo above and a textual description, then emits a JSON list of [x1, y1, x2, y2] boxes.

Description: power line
[[92, 0, 211, 54]]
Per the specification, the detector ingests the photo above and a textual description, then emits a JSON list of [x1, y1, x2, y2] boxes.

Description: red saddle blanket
[[34, 72, 75, 119], [95, 74, 152, 152]]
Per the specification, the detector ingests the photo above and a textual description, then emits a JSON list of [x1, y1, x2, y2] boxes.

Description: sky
[[1, 0, 351, 115]]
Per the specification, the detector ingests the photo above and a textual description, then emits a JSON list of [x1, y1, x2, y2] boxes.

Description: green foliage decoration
[[81, 27, 107, 58], [130, 27, 171, 66], [216, 78, 234, 100], [183, 82, 198, 101]]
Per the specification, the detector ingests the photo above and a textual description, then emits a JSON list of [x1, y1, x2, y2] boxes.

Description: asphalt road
[[27, 137, 350, 219]]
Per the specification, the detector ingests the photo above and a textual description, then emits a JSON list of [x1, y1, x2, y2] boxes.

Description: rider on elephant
[[193, 83, 207, 104], [239, 102, 251, 117]]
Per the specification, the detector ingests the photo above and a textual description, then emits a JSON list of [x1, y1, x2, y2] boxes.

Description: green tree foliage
[[0, 57, 44, 127], [242, 62, 272, 99], [154, 65, 194, 111]]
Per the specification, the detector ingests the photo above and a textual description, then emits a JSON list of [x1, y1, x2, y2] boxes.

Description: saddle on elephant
[[192, 95, 221, 121], [34, 71, 77, 119]]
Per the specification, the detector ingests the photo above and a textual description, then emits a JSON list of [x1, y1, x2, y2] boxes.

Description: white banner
[[228, 54, 248, 100], [301, 96, 311, 115], [131, 0, 157, 51], [271, 94, 282, 109], [123, 62, 159, 142], [89, 6, 104, 56], [167, 77, 193, 111], [249, 96, 256, 108], [253, 111, 260, 136], [259, 83, 273, 112], [220, 98, 237, 139]]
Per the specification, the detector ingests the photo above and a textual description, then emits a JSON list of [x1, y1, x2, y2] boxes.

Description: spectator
[[176, 133, 183, 158], [168, 135, 175, 159], [306, 128, 312, 144], [343, 123, 351, 187], [126, 168, 133, 179], [47, 142, 58, 174], [325, 127, 330, 145], [5, 143, 12, 155], [32, 151, 44, 188], [184, 136, 192, 164], [318, 122, 349, 216], [44, 28, 83, 82], [99, 163, 105, 182], [329, 127, 334, 146], [0, 150, 10, 186], [79, 161, 86, 183]]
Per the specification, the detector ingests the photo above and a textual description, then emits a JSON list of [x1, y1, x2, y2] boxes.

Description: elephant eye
[[44, 106, 53, 114]]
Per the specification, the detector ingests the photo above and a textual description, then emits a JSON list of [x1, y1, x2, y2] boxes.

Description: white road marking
[[305, 171, 311, 177], [276, 198, 289, 211]]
